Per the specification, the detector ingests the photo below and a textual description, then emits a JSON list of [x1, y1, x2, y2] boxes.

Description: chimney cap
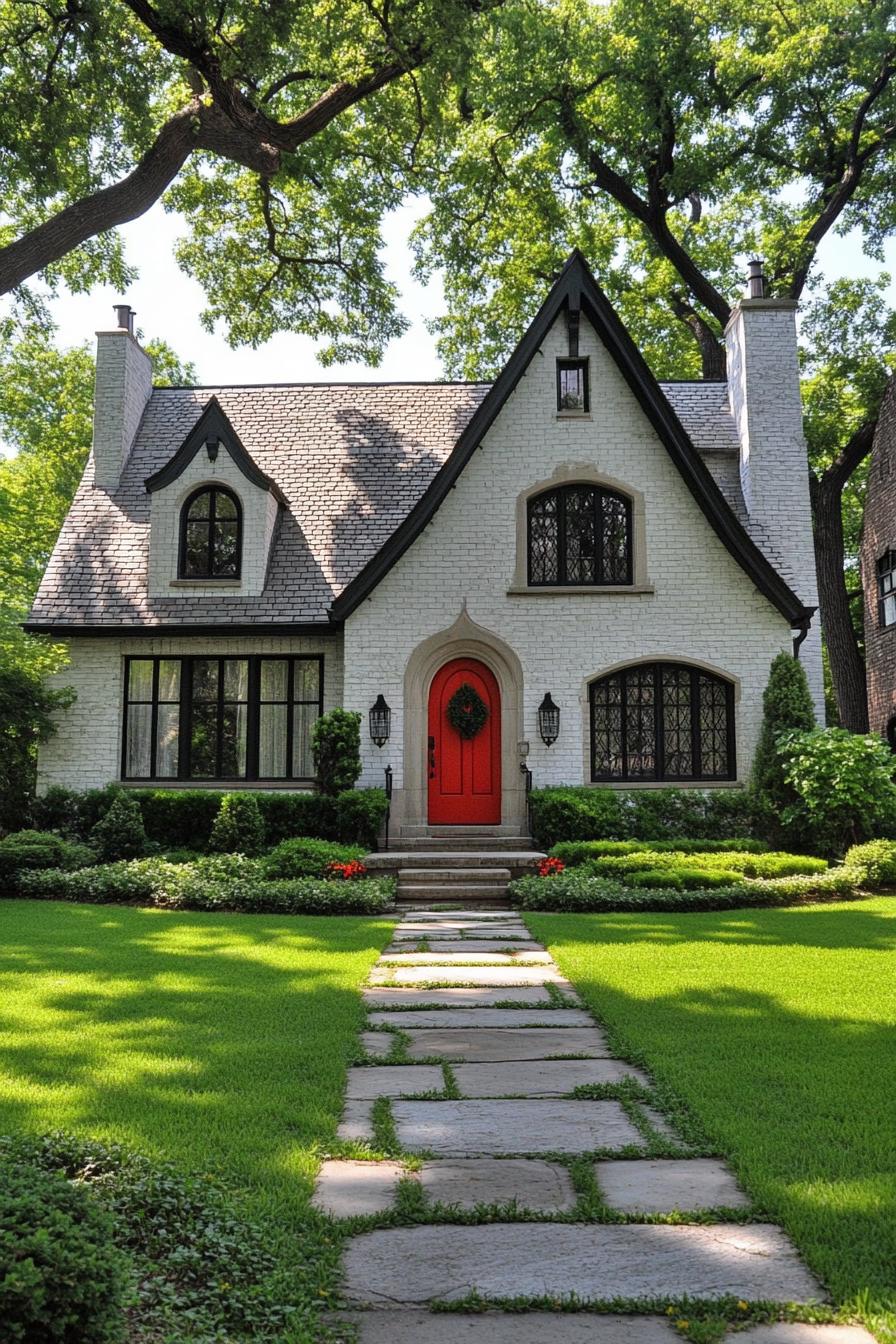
[[113, 303, 136, 336], [746, 259, 767, 300]]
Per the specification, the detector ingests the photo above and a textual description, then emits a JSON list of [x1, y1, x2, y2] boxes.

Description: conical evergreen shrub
[[751, 652, 816, 844]]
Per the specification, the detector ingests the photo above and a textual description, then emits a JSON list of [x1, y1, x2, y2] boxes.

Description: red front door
[[427, 658, 501, 824]]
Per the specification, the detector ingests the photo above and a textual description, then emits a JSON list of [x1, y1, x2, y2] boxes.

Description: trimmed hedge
[[0, 830, 95, 890], [16, 854, 394, 915], [32, 784, 389, 850], [843, 839, 896, 889], [551, 838, 770, 864], [529, 786, 756, 849], [510, 865, 858, 913]]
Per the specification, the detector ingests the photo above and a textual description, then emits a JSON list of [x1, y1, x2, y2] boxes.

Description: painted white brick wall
[[148, 450, 279, 597], [92, 329, 153, 490], [725, 300, 823, 717], [344, 310, 798, 803], [37, 634, 344, 792]]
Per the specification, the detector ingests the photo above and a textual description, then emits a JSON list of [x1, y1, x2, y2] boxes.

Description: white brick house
[[28, 253, 821, 837]]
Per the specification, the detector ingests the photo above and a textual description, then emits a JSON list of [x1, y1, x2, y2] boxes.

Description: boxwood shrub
[[0, 1159, 130, 1344], [263, 837, 366, 879], [551, 838, 770, 865], [0, 830, 95, 890], [843, 839, 896, 889], [529, 785, 756, 849]]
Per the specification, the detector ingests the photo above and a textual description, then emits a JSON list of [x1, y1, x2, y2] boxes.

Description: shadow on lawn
[[549, 902, 896, 952], [0, 902, 391, 1224], [540, 940, 896, 1325]]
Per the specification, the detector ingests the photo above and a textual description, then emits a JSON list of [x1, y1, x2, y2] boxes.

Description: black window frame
[[527, 482, 633, 587], [589, 661, 736, 783], [556, 357, 590, 413], [121, 654, 324, 783], [878, 549, 896, 628], [178, 485, 243, 580]]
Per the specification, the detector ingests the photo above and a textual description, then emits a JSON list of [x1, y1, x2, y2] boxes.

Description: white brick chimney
[[92, 304, 153, 489], [725, 260, 824, 718]]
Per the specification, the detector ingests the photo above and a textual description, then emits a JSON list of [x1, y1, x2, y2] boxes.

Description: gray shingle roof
[[28, 376, 783, 629]]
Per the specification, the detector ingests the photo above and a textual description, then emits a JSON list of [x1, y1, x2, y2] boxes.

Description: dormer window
[[179, 486, 241, 579], [879, 549, 896, 627], [557, 358, 589, 414]]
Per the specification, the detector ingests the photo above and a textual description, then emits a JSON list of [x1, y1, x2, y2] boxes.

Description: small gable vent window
[[557, 358, 589, 413], [528, 483, 632, 586], [878, 549, 896, 627], [180, 486, 241, 579]]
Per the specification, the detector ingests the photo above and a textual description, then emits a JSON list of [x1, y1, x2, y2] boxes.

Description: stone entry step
[[342, 1222, 823, 1306]]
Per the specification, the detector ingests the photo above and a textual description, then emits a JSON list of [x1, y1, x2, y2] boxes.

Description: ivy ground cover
[[526, 899, 896, 1342], [0, 900, 392, 1229]]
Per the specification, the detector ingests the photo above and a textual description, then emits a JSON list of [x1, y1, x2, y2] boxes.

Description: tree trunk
[[811, 469, 869, 731]]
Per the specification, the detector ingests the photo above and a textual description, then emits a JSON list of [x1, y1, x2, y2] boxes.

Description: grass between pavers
[[524, 898, 896, 1343], [0, 898, 394, 1340]]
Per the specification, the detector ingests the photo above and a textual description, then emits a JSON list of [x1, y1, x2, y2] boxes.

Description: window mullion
[[149, 658, 160, 780], [654, 664, 663, 781], [286, 658, 295, 780], [691, 669, 701, 780], [178, 659, 190, 779]]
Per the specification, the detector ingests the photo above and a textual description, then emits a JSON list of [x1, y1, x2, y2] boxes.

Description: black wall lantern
[[369, 695, 391, 747], [538, 692, 560, 746]]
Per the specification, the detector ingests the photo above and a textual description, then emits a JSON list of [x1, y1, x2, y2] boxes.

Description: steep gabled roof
[[144, 396, 287, 502], [330, 250, 813, 627]]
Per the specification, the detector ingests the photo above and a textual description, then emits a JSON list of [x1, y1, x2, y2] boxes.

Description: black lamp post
[[369, 695, 391, 748], [537, 692, 560, 746]]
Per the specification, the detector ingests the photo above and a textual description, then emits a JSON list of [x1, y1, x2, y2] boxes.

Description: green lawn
[[0, 899, 392, 1231], [526, 898, 896, 1342]]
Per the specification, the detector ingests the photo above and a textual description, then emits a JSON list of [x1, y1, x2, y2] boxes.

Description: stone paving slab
[[384, 942, 544, 956], [391, 927, 532, 940], [391, 1099, 643, 1154], [312, 1160, 404, 1216], [337, 1100, 375, 1142], [419, 1157, 577, 1212], [731, 1328, 877, 1343], [342, 1223, 823, 1305], [380, 950, 553, 964], [595, 1158, 750, 1213], [364, 1026, 610, 1061], [639, 1104, 684, 1142], [345, 1066, 445, 1099], [452, 1059, 648, 1095], [329, 1311, 679, 1341], [372, 965, 572, 986], [366, 1007, 594, 1028], [363, 986, 565, 1008]]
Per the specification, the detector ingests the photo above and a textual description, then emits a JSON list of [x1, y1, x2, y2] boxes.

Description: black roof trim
[[152, 379, 492, 391], [144, 396, 287, 503], [22, 621, 342, 638], [330, 249, 813, 627]]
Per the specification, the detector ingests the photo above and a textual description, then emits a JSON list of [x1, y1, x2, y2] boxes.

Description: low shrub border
[[528, 785, 756, 849], [509, 865, 860, 913], [16, 854, 395, 916]]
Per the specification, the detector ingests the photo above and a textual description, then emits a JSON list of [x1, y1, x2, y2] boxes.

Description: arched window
[[179, 486, 242, 579], [589, 662, 735, 782], [528, 484, 632, 586]]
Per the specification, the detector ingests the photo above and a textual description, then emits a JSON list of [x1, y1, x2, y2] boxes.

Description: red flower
[[537, 857, 565, 877], [326, 860, 368, 880]]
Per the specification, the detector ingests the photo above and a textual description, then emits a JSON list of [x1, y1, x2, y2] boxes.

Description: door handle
[[428, 735, 436, 779]]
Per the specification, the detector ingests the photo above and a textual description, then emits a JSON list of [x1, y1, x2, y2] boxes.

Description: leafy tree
[[414, 0, 896, 728], [0, 0, 498, 362]]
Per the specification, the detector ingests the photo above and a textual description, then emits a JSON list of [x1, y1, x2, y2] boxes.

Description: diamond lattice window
[[527, 485, 632, 586], [589, 662, 735, 782]]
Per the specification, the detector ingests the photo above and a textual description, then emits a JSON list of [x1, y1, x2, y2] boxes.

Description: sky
[[33, 195, 896, 386]]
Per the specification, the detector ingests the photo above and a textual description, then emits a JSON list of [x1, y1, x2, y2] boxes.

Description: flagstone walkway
[[322, 909, 874, 1344]]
